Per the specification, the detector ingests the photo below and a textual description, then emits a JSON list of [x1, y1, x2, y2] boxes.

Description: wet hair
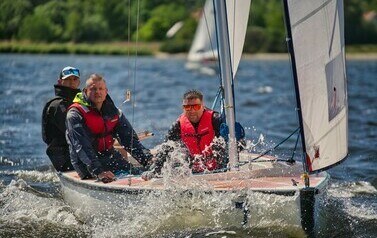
[[183, 89, 203, 101], [85, 74, 106, 88]]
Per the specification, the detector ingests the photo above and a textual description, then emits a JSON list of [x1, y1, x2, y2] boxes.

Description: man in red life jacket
[[66, 74, 152, 183], [142, 90, 227, 180]]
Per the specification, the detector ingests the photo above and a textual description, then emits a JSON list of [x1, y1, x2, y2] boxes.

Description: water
[[0, 54, 376, 237]]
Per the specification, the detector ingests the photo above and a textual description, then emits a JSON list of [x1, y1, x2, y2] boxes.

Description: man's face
[[85, 80, 108, 106], [182, 98, 204, 123], [59, 76, 80, 89]]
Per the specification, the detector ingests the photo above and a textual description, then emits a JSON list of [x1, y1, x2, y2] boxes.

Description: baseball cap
[[60, 66, 80, 79]]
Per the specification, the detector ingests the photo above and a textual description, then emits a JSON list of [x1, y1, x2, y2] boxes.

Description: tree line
[[1, 0, 376, 53]]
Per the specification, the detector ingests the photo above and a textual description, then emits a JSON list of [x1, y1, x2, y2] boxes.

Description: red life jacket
[[69, 103, 119, 152], [179, 110, 217, 172]]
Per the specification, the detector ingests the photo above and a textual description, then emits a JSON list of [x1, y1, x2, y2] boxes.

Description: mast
[[213, 0, 238, 168], [281, 0, 310, 186]]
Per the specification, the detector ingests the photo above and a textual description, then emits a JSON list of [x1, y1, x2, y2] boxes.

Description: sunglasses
[[182, 104, 201, 111], [61, 68, 80, 77]]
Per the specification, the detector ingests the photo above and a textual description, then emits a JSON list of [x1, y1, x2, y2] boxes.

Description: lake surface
[[0, 54, 376, 237]]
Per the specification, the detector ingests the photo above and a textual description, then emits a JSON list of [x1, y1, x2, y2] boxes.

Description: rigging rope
[[210, 86, 223, 110], [190, 127, 301, 175], [203, 1, 217, 63], [124, 0, 140, 174], [131, 0, 140, 127], [238, 127, 301, 167]]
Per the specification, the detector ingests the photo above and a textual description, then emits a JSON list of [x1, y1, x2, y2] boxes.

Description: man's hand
[[98, 171, 115, 183]]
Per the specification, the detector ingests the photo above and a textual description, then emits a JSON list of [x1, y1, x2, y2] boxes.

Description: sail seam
[[328, 0, 339, 57], [291, 0, 333, 29]]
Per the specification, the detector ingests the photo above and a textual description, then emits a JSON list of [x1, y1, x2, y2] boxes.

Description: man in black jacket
[[42, 66, 81, 171]]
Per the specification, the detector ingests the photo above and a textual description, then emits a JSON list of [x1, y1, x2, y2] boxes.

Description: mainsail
[[284, 0, 348, 173]]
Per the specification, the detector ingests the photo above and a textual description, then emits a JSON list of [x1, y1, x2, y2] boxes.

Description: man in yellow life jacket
[[142, 89, 228, 180], [66, 74, 152, 183]]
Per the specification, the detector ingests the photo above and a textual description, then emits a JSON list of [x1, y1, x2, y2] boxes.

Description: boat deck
[[60, 156, 329, 194]]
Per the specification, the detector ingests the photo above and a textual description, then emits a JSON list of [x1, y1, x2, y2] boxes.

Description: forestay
[[286, 0, 348, 172]]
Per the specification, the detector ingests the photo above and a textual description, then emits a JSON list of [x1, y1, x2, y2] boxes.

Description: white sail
[[286, 0, 348, 172], [225, 0, 251, 77], [187, 0, 217, 63], [188, 0, 250, 77]]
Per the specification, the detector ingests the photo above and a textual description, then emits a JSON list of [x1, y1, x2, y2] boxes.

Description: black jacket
[[42, 85, 80, 171]]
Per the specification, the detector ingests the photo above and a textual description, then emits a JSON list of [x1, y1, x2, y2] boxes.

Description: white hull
[[184, 60, 218, 75], [58, 153, 329, 233]]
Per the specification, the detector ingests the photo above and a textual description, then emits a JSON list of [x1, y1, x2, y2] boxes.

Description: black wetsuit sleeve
[[147, 120, 182, 174], [165, 120, 181, 142], [212, 111, 223, 137]]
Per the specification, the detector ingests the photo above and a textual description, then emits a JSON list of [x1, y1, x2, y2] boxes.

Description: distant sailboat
[[187, 0, 217, 63], [186, 0, 250, 76], [185, 0, 218, 74]]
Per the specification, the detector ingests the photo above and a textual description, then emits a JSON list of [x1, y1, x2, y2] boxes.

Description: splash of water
[[0, 179, 87, 237], [328, 181, 377, 220], [245, 133, 265, 152]]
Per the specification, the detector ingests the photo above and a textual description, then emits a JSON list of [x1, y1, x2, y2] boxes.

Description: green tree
[[64, 10, 82, 42], [18, 14, 60, 42], [66, 0, 110, 42], [160, 17, 197, 53], [1, 0, 376, 49], [249, 0, 268, 28], [98, 0, 131, 40], [263, 0, 285, 52], [247, 0, 285, 53], [138, 3, 187, 41], [344, 0, 377, 44], [79, 14, 111, 42], [0, 0, 32, 39], [344, 0, 364, 44], [244, 26, 268, 53], [18, 0, 68, 42]]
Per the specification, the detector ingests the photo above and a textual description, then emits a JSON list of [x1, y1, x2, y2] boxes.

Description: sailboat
[[185, 0, 218, 74], [58, 0, 348, 235]]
